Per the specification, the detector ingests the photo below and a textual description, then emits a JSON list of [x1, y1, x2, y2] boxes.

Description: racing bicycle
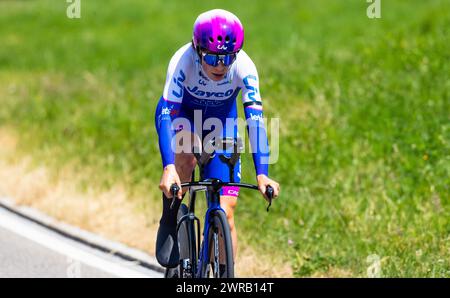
[[165, 137, 274, 278]]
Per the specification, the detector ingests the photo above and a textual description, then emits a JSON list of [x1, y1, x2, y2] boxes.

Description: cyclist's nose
[[215, 61, 227, 70]]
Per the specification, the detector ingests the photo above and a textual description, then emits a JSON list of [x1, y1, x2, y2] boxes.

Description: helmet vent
[[217, 35, 223, 42], [209, 37, 214, 43], [225, 35, 230, 43]]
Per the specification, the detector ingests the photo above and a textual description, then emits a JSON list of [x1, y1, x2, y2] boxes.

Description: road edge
[[0, 196, 165, 274]]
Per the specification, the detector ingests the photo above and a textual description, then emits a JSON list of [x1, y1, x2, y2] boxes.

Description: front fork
[[177, 212, 201, 278], [177, 186, 202, 278], [197, 188, 224, 277]]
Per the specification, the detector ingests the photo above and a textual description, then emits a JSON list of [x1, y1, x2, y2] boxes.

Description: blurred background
[[0, 0, 448, 277]]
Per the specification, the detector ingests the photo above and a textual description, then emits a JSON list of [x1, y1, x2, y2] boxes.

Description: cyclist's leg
[[220, 195, 238, 259], [174, 129, 199, 191], [220, 164, 241, 260], [203, 151, 241, 261]]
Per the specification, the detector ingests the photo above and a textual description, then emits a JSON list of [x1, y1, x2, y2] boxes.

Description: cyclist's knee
[[175, 153, 196, 178], [174, 131, 199, 181]]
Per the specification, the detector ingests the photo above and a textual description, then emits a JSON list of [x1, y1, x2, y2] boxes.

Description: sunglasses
[[200, 51, 237, 67]]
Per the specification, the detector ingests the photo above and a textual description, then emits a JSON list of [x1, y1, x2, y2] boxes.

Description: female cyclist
[[155, 9, 280, 268]]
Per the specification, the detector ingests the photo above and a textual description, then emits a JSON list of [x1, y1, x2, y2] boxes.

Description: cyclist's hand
[[257, 174, 280, 202], [159, 164, 182, 199]]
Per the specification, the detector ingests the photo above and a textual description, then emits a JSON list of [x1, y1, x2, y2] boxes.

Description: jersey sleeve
[[237, 53, 270, 176], [156, 47, 188, 168]]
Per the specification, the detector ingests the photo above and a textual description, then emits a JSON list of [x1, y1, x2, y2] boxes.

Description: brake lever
[[265, 186, 274, 212], [169, 184, 180, 210]]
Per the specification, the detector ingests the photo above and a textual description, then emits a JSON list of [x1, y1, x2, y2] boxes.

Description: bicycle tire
[[201, 210, 234, 278], [166, 203, 197, 278]]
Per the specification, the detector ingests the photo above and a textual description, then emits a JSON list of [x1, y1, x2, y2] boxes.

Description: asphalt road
[[0, 226, 114, 278], [0, 206, 163, 278]]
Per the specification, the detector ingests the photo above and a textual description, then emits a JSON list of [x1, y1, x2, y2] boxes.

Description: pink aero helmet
[[193, 9, 244, 54]]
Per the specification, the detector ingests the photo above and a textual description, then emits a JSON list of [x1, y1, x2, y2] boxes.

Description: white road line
[[0, 208, 159, 278]]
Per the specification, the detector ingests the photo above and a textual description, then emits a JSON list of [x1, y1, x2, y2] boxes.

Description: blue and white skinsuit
[[155, 43, 270, 197]]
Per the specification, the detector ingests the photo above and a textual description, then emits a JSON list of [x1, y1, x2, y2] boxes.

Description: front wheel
[[165, 203, 197, 278], [201, 210, 234, 278]]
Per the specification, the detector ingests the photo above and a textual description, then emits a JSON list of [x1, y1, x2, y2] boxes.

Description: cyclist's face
[[201, 59, 229, 81]]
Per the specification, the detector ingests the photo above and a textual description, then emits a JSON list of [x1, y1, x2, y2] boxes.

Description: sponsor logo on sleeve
[[250, 113, 264, 122], [172, 70, 186, 98], [161, 105, 178, 117], [243, 75, 259, 101]]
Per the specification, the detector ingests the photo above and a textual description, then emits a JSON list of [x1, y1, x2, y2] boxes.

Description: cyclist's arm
[[156, 97, 182, 168], [237, 53, 270, 176], [156, 48, 188, 168], [243, 100, 269, 176]]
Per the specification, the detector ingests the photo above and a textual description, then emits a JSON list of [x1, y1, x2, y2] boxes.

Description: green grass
[[0, 0, 449, 277]]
